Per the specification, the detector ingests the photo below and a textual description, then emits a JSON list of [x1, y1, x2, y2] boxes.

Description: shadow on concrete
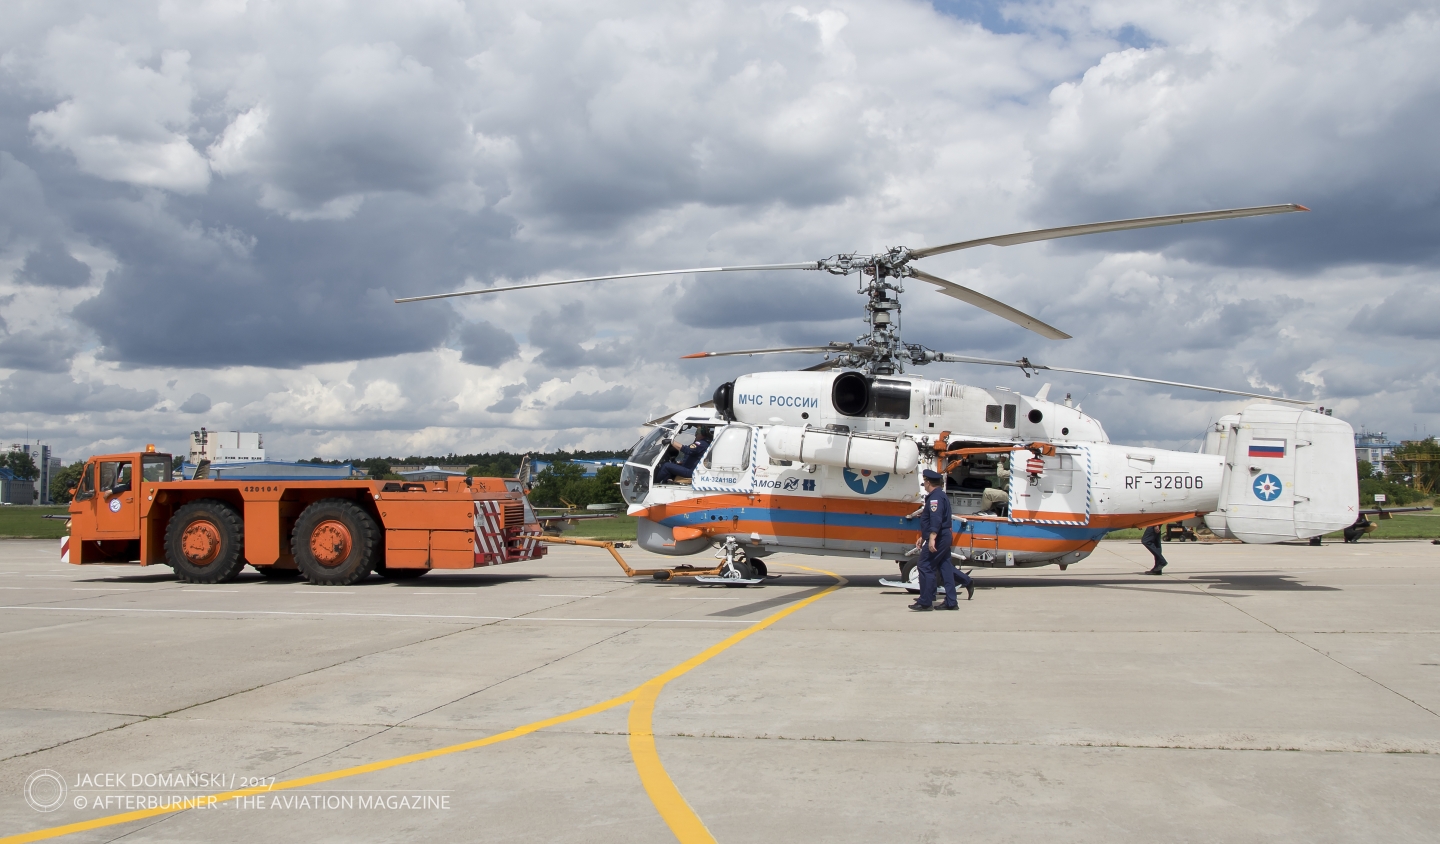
[[1183, 574, 1340, 592], [708, 585, 832, 617], [80, 573, 180, 584], [354, 572, 547, 587], [855, 572, 1340, 594]]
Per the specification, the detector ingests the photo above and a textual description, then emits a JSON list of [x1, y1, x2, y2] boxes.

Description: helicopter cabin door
[[1008, 448, 1090, 526]]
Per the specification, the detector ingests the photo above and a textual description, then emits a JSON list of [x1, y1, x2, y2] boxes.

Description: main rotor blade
[[909, 204, 1308, 261], [931, 353, 1312, 405], [395, 262, 820, 303], [908, 268, 1071, 340], [681, 343, 871, 359]]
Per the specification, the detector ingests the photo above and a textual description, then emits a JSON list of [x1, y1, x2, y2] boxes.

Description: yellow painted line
[[3, 565, 846, 844]]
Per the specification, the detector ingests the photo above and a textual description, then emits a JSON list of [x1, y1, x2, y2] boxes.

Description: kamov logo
[[783, 478, 800, 491]]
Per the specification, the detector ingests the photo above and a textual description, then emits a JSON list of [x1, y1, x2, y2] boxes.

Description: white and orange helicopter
[[401, 204, 1359, 586]]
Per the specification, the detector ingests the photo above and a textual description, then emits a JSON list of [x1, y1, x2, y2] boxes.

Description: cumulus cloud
[[179, 392, 211, 413], [0, 328, 77, 372], [0, 371, 158, 413], [17, 241, 91, 287], [0, 0, 1436, 460], [458, 320, 520, 366], [28, 32, 210, 193]]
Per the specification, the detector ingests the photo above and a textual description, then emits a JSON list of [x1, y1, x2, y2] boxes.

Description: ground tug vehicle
[[62, 447, 545, 585]]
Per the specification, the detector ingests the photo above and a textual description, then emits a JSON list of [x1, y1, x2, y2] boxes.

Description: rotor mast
[[816, 248, 931, 375]]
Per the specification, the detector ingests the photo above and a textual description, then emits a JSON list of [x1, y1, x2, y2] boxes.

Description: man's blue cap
[[922, 469, 943, 482]]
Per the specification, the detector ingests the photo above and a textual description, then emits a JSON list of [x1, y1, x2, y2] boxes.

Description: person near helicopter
[[654, 427, 713, 485], [982, 455, 1011, 515], [1141, 524, 1168, 574], [911, 469, 974, 611]]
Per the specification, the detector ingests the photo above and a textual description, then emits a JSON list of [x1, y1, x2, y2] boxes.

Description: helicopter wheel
[[751, 559, 768, 578], [899, 561, 916, 584]]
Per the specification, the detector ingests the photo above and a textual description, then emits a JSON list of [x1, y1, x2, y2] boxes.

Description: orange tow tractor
[[63, 446, 546, 585]]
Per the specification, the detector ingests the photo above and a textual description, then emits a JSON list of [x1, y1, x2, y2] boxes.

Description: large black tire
[[376, 561, 428, 580], [166, 500, 246, 584], [292, 499, 380, 586], [899, 561, 916, 583]]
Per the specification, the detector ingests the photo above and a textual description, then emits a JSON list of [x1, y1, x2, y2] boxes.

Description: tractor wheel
[[166, 500, 247, 584], [292, 499, 380, 586]]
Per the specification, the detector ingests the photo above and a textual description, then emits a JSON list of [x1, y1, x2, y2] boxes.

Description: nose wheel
[[695, 537, 766, 585]]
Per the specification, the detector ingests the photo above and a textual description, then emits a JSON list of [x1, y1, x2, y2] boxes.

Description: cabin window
[[869, 379, 911, 419], [705, 426, 752, 471], [141, 455, 171, 483], [74, 463, 96, 501], [1041, 454, 1076, 495], [99, 461, 131, 495], [985, 405, 1002, 423], [1003, 404, 1017, 428]]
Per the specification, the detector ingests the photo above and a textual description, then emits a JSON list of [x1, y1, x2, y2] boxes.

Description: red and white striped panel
[[473, 501, 507, 564]]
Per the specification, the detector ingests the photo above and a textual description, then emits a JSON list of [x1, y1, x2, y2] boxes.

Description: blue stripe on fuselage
[[660, 506, 1109, 541]]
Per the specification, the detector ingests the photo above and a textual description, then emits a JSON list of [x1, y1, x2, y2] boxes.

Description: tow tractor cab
[[64, 446, 545, 585], [620, 369, 1359, 568]]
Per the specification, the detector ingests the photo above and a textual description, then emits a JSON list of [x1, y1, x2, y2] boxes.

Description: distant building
[[530, 458, 625, 478], [5, 443, 55, 504], [44, 456, 61, 504], [1355, 431, 1400, 469], [391, 464, 472, 476], [396, 465, 468, 482], [0, 466, 36, 505], [189, 428, 265, 464]]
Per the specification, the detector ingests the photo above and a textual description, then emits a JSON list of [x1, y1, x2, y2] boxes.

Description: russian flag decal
[[1249, 438, 1286, 459]]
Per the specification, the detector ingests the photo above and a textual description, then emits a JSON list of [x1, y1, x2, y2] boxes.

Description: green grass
[[1103, 512, 1440, 541], [563, 514, 639, 542], [1335, 512, 1440, 540], [0, 506, 71, 539]]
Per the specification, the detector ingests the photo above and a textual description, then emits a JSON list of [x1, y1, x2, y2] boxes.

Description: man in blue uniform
[[911, 469, 974, 611], [654, 429, 712, 485], [1140, 524, 1168, 574]]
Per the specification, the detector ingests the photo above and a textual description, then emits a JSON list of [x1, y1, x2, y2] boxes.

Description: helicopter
[[399, 204, 1360, 585]]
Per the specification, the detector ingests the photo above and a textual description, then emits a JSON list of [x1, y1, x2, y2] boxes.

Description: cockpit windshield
[[628, 423, 676, 468]]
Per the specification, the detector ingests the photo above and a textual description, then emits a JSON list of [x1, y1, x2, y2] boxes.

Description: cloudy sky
[[2, 0, 1437, 463]]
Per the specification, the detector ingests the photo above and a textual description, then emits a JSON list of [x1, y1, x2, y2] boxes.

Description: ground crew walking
[[1141, 523, 1168, 575], [911, 469, 974, 611]]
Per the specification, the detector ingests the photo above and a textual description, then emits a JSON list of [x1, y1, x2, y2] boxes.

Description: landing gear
[[879, 560, 921, 591], [694, 537, 765, 585]]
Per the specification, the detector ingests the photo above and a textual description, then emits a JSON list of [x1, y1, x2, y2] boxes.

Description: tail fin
[[1202, 406, 1358, 543]]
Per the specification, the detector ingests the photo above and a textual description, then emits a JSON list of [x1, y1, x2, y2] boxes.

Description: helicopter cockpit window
[[869, 379, 911, 419], [704, 426, 752, 472], [629, 423, 676, 468]]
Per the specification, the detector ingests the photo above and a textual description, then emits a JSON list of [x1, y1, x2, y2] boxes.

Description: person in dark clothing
[[1141, 524, 1168, 574], [654, 430, 711, 484], [911, 469, 973, 610]]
